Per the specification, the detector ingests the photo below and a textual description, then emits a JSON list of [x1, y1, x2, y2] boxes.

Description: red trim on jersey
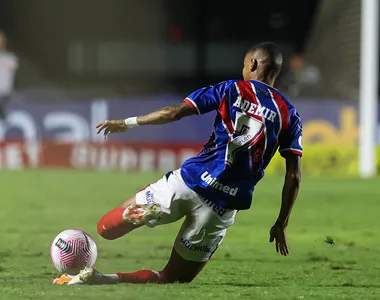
[[236, 81, 263, 122], [183, 98, 199, 115], [250, 130, 266, 169], [280, 149, 303, 157], [218, 95, 234, 134], [271, 90, 289, 130]]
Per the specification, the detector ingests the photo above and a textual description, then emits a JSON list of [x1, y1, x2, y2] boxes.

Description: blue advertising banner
[[0, 97, 375, 146]]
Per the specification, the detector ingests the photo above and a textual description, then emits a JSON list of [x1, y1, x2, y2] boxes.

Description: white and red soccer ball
[[50, 229, 97, 275]]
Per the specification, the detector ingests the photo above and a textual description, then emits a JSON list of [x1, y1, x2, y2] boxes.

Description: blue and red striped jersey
[[180, 79, 303, 210]]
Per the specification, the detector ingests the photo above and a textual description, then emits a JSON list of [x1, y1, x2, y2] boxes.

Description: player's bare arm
[[96, 102, 195, 139], [270, 153, 301, 256], [137, 102, 196, 125]]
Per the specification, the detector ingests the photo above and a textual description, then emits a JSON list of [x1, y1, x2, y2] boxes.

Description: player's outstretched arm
[[269, 153, 301, 256], [137, 102, 196, 125], [96, 102, 196, 139]]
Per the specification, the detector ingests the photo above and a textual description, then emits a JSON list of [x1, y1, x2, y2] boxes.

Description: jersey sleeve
[[279, 108, 303, 157], [183, 81, 231, 115]]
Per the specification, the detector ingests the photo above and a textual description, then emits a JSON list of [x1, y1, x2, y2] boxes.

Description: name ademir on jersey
[[233, 97, 277, 122], [201, 171, 238, 196]]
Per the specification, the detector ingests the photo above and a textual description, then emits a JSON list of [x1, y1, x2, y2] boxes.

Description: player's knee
[[97, 220, 117, 240]]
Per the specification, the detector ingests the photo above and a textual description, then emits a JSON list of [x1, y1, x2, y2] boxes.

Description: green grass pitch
[[0, 170, 379, 300]]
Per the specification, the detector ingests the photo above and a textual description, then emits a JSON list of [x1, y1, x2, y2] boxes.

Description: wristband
[[124, 117, 139, 128]]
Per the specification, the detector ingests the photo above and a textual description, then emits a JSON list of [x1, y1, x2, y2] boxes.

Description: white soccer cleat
[[122, 204, 163, 225], [67, 267, 107, 285]]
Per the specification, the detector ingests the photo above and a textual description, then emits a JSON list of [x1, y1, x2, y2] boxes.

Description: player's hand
[[269, 224, 289, 256], [96, 119, 129, 139]]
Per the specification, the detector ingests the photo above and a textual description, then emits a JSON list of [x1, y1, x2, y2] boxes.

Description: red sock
[[97, 207, 134, 240], [117, 270, 164, 284]]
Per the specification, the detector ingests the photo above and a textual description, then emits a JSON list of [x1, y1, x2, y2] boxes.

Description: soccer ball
[[50, 229, 97, 275]]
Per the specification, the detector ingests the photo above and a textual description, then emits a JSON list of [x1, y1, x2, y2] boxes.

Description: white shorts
[[135, 169, 237, 262]]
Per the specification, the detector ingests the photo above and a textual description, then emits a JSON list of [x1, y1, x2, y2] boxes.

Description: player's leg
[[66, 198, 236, 285], [67, 231, 217, 285], [116, 247, 208, 283], [115, 209, 225, 284], [96, 195, 141, 240], [96, 171, 191, 240], [65, 247, 207, 285]]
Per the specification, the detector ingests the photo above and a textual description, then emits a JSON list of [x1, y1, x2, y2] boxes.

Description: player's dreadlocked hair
[[248, 42, 283, 77]]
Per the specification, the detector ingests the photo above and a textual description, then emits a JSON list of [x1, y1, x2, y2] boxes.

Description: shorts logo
[[200, 197, 227, 217], [201, 171, 238, 196], [180, 238, 212, 253], [145, 191, 154, 204]]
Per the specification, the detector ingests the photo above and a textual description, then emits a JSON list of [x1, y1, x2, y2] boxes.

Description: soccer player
[[58, 42, 302, 285], [0, 30, 18, 120]]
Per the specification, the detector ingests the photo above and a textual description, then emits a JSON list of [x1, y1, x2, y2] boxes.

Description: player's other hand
[[96, 119, 129, 139], [269, 224, 289, 256]]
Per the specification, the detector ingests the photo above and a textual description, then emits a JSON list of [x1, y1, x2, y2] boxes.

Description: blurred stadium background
[[0, 0, 377, 175]]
